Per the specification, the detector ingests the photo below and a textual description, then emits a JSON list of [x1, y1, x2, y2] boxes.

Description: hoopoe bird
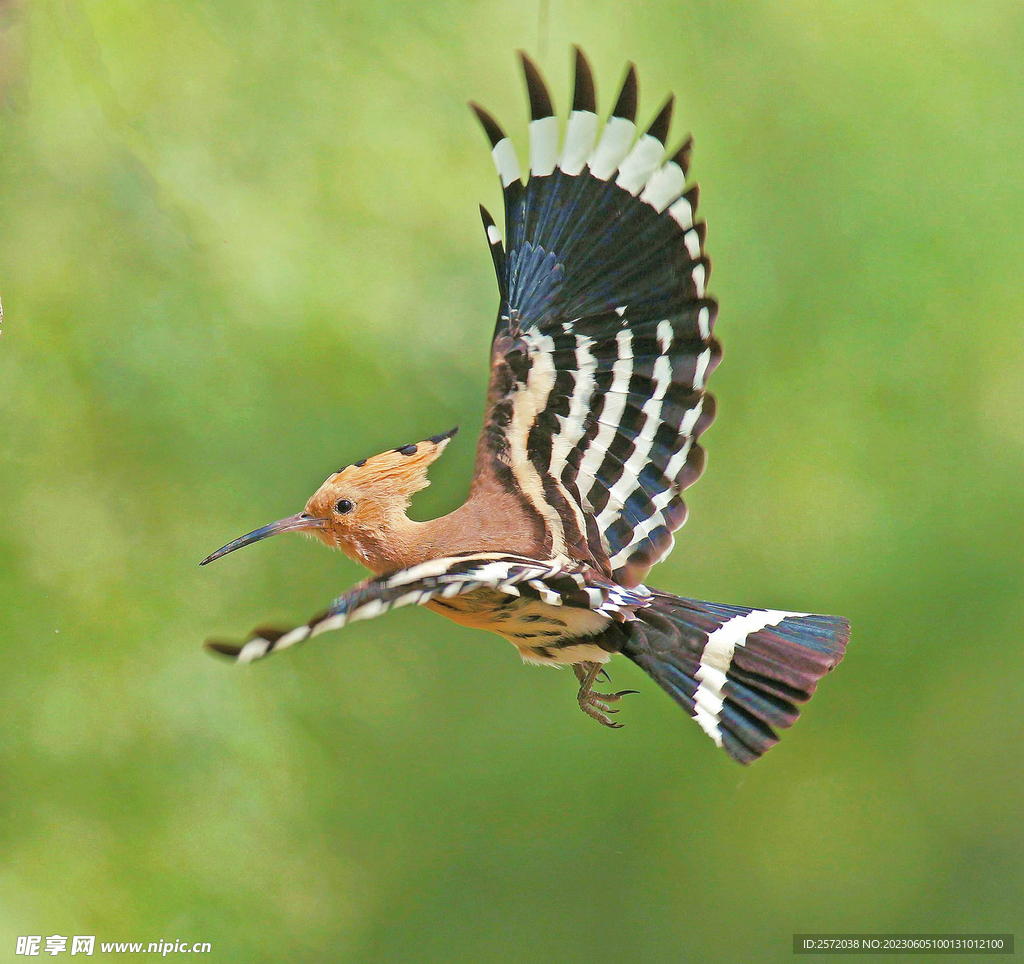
[[201, 50, 849, 764]]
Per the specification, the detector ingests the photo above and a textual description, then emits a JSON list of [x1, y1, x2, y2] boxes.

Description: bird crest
[[326, 426, 458, 505]]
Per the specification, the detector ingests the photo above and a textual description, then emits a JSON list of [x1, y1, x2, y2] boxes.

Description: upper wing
[[205, 552, 647, 664], [471, 50, 721, 589]]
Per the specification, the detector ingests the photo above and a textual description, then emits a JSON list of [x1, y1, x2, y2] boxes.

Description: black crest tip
[[430, 426, 459, 444]]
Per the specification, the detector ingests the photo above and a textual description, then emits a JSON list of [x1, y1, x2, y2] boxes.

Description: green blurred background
[[1, 1, 1022, 961]]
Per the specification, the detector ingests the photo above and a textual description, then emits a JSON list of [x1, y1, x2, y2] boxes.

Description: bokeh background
[[1, 1, 1022, 961]]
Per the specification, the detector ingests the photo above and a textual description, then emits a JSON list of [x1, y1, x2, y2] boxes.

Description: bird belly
[[425, 589, 612, 666]]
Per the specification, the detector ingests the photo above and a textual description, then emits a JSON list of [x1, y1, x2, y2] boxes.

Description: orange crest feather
[[331, 428, 457, 506]]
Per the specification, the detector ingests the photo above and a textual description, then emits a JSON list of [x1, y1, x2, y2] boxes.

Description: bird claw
[[578, 695, 624, 728], [574, 661, 639, 728], [577, 686, 637, 728], [596, 689, 638, 702]]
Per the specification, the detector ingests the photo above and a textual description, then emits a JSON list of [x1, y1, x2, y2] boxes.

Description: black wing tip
[[612, 63, 638, 121], [647, 95, 675, 144], [671, 136, 694, 174], [204, 640, 242, 659], [571, 46, 596, 112], [480, 204, 506, 295], [468, 101, 505, 147], [518, 50, 554, 119], [479, 204, 502, 245]]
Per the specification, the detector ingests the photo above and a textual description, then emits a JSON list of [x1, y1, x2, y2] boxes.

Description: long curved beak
[[200, 512, 328, 567]]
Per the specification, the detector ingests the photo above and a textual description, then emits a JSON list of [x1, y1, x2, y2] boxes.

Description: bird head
[[200, 427, 457, 569]]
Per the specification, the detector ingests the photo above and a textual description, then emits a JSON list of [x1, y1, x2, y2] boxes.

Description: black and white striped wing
[[205, 552, 646, 664], [473, 50, 721, 590]]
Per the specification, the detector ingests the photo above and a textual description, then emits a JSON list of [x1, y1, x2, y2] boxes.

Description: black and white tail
[[621, 591, 849, 763]]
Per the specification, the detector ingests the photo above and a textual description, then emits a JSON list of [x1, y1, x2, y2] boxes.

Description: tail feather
[[622, 590, 849, 764]]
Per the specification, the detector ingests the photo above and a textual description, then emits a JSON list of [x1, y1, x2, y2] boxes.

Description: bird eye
[[335, 498, 354, 514]]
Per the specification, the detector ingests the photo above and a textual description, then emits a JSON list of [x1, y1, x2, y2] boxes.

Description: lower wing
[[204, 552, 646, 664]]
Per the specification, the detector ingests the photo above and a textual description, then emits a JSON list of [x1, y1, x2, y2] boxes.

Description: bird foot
[[573, 661, 639, 728]]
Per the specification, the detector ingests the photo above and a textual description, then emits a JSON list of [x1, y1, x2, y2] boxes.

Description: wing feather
[[205, 552, 649, 664], [471, 50, 720, 587]]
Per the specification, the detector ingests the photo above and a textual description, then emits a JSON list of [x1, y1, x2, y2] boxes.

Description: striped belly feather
[[426, 589, 611, 665]]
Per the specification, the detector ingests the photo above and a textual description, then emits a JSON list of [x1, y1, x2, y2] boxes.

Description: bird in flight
[[201, 49, 849, 764]]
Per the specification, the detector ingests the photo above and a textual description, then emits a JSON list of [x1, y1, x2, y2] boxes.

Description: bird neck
[[335, 507, 422, 575], [342, 484, 544, 576]]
